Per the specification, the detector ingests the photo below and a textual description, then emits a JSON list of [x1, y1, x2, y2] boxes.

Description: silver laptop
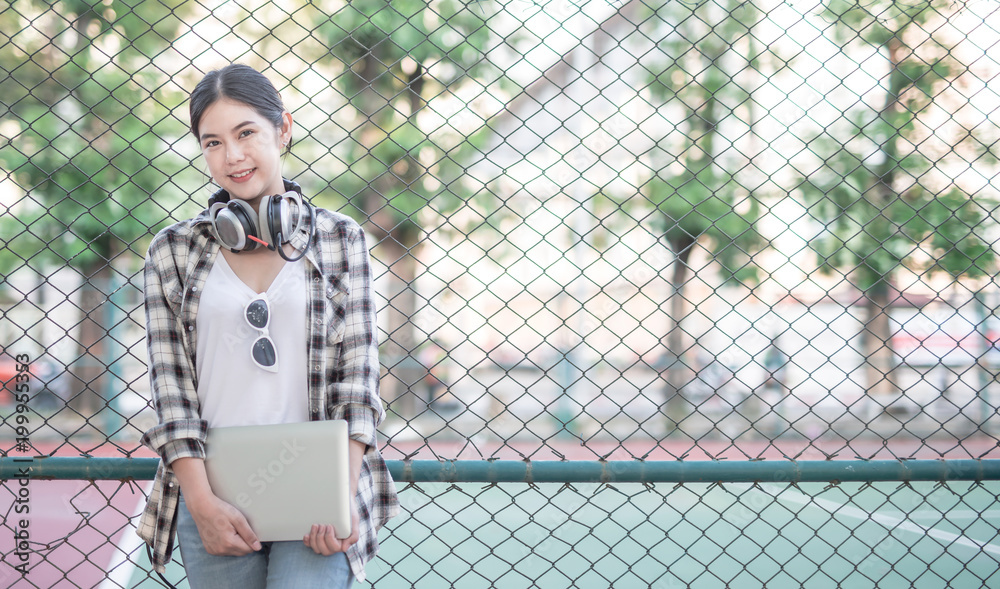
[[204, 420, 351, 541]]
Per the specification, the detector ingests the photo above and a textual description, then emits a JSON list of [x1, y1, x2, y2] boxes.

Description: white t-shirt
[[195, 254, 309, 428]]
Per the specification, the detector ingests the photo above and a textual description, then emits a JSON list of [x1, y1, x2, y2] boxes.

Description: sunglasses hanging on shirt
[[244, 294, 278, 372], [208, 179, 316, 262]]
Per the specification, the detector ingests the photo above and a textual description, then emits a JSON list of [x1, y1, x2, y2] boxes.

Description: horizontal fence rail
[[4, 457, 1000, 483]]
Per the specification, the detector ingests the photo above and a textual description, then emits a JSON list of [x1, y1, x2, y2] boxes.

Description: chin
[[224, 185, 265, 203]]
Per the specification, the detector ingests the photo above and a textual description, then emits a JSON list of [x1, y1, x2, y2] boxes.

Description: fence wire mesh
[[2, 0, 1000, 586]]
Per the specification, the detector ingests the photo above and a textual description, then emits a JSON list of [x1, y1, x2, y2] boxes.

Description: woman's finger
[[305, 524, 331, 555], [229, 508, 261, 552]]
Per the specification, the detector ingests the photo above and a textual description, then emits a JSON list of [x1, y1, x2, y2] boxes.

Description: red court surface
[[1, 479, 150, 588], [2, 443, 154, 589]]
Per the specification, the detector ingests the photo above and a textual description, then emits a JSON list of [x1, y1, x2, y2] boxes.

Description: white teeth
[[232, 169, 253, 179]]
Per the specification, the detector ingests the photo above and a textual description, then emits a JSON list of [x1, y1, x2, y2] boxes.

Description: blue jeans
[[176, 495, 355, 589]]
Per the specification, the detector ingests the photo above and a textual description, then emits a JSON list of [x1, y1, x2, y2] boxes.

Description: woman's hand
[[171, 456, 261, 556], [303, 498, 360, 555], [186, 493, 262, 556]]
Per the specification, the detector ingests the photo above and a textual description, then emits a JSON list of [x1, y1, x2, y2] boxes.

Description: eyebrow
[[199, 121, 257, 142]]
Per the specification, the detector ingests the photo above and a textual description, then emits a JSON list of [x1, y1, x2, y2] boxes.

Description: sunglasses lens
[[246, 298, 269, 329], [252, 337, 277, 368]]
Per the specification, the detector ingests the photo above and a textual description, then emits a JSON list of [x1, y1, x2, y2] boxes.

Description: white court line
[[754, 483, 1000, 557], [99, 481, 154, 589], [906, 509, 1000, 520]]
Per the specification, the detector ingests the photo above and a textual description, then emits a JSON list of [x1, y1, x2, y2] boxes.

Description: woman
[[137, 64, 399, 588]]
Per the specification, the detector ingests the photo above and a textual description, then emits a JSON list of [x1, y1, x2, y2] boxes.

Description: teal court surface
[[97, 479, 999, 588]]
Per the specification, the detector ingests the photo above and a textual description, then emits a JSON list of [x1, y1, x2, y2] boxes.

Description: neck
[[239, 242, 294, 260]]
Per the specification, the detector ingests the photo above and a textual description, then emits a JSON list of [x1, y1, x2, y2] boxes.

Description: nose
[[226, 142, 244, 164]]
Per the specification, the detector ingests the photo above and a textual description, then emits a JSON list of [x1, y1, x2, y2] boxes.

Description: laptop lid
[[204, 420, 351, 541]]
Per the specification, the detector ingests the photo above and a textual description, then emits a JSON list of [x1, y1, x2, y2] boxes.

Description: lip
[[229, 168, 256, 183]]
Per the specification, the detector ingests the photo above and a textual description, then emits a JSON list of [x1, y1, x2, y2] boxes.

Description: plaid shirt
[[136, 204, 399, 582]]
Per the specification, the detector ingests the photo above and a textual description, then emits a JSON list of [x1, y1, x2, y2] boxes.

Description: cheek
[[250, 138, 282, 165], [203, 150, 226, 177], [257, 133, 282, 154]]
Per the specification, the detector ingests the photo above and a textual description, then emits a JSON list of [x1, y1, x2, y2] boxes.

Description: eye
[[240, 129, 255, 138], [203, 139, 220, 149]]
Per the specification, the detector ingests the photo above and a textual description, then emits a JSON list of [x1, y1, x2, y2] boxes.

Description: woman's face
[[198, 98, 292, 208]]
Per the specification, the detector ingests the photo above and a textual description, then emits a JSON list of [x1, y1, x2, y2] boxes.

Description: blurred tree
[[0, 0, 191, 419], [799, 0, 996, 400], [642, 0, 767, 429], [317, 0, 500, 415]]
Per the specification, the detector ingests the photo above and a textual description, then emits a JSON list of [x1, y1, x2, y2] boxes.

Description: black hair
[[189, 64, 290, 151]]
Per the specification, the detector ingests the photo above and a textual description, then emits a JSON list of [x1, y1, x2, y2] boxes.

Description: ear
[[279, 111, 293, 148]]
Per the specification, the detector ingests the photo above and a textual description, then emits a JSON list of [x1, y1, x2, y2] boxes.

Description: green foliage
[[642, 0, 766, 285], [340, 120, 439, 238], [316, 0, 498, 236], [803, 168, 994, 290], [822, 0, 948, 45], [0, 0, 192, 274], [648, 168, 760, 284], [800, 0, 995, 291], [322, 0, 491, 88]]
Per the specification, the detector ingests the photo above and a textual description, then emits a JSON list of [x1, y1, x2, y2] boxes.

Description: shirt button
[[191, 286, 197, 292], [188, 325, 194, 332]]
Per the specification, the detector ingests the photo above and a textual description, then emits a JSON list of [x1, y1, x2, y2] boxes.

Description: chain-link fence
[[2, 0, 1000, 587]]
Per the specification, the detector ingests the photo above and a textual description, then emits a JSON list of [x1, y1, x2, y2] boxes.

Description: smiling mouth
[[230, 168, 255, 180]]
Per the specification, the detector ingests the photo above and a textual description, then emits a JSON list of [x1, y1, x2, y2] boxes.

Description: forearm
[[170, 456, 214, 506]]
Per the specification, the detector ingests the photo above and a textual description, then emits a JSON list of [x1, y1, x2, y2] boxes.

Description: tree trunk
[[68, 261, 112, 422], [376, 237, 425, 418], [862, 36, 907, 400], [664, 236, 695, 428], [862, 281, 897, 398]]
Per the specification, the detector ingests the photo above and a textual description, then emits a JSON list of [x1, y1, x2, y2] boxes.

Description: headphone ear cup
[[282, 191, 303, 238], [262, 192, 302, 246], [212, 200, 259, 251], [259, 194, 280, 247], [279, 196, 296, 239]]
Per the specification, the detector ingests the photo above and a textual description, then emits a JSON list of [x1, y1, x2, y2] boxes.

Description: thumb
[[231, 511, 262, 551]]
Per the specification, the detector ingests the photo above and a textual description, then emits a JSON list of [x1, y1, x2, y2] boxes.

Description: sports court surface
[[5, 477, 998, 588]]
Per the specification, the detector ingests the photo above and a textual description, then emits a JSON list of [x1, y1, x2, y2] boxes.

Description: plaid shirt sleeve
[[314, 213, 400, 582], [325, 222, 383, 441], [136, 221, 210, 572], [140, 225, 208, 462]]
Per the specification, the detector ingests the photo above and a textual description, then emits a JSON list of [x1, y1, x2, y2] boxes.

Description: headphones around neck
[[208, 179, 316, 262]]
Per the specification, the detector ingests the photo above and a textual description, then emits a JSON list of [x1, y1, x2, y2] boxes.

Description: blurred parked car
[[0, 354, 69, 409]]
